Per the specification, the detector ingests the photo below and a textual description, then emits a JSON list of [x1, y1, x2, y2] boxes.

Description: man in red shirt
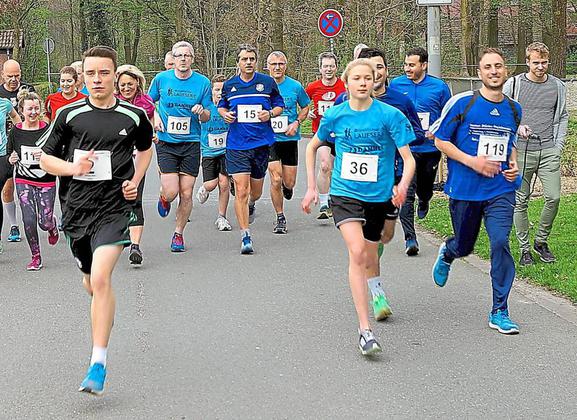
[[305, 52, 346, 219]]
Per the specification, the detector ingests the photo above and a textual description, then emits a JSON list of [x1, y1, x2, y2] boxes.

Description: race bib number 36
[[208, 132, 227, 149], [271, 116, 289, 133], [341, 153, 378, 182], [20, 145, 41, 165], [317, 101, 334, 116], [167, 116, 191, 135], [72, 149, 112, 182], [477, 134, 509, 162], [237, 105, 262, 123]]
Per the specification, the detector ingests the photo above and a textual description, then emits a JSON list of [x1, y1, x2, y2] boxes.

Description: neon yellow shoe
[[372, 293, 392, 321]]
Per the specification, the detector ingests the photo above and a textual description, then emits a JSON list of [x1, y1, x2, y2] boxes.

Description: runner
[[196, 74, 232, 232], [148, 41, 212, 252], [38, 46, 153, 394], [390, 47, 452, 256], [266, 51, 310, 234], [7, 90, 58, 270], [69, 61, 90, 96], [305, 52, 346, 220], [0, 92, 21, 253], [115, 64, 155, 264], [1, 59, 35, 243], [164, 51, 176, 70], [302, 58, 415, 355], [45, 66, 87, 121], [430, 47, 522, 334], [218, 44, 284, 254]]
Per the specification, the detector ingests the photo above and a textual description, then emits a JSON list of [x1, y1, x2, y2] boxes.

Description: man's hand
[[517, 125, 532, 139], [191, 104, 204, 115], [425, 131, 434, 140], [285, 121, 299, 137], [154, 118, 165, 132], [468, 156, 501, 178], [301, 188, 318, 214], [122, 180, 138, 201], [258, 110, 271, 122], [72, 150, 97, 177], [308, 109, 316, 119], [503, 159, 519, 182], [222, 111, 236, 124], [391, 182, 409, 208]]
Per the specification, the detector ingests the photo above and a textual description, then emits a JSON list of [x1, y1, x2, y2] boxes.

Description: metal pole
[[330, 38, 334, 54], [46, 50, 52, 94], [427, 6, 441, 77]]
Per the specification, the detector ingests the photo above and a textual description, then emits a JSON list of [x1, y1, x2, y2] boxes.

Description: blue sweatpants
[[443, 191, 516, 313]]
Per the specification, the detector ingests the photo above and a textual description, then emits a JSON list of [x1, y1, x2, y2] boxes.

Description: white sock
[[3, 200, 17, 226], [319, 194, 329, 207], [90, 346, 108, 367], [241, 229, 250, 238], [368, 277, 384, 297]]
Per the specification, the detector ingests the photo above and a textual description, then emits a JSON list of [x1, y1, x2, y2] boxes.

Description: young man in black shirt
[[39, 46, 153, 395]]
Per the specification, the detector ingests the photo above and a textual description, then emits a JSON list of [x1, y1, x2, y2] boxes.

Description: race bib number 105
[[341, 153, 378, 182], [167, 116, 191, 135]]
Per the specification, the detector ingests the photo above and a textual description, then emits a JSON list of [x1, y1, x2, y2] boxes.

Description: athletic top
[[431, 91, 522, 201], [0, 82, 35, 132], [0, 98, 13, 156], [317, 100, 415, 202], [274, 76, 310, 142], [148, 70, 212, 143], [218, 72, 285, 151], [305, 78, 346, 133], [389, 74, 451, 153], [200, 104, 228, 158], [6, 123, 55, 185], [45, 91, 86, 121], [115, 92, 155, 120], [37, 98, 153, 237]]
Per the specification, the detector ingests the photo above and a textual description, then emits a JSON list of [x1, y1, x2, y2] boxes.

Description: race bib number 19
[[208, 132, 227, 148], [477, 134, 509, 162], [341, 153, 378, 182], [73, 149, 112, 181], [167, 116, 191, 135]]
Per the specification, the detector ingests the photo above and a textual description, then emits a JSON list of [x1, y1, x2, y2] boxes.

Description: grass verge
[[417, 194, 577, 302]]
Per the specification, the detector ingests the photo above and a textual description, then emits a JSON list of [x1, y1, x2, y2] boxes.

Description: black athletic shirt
[[38, 98, 153, 237], [6, 123, 55, 184], [0, 82, 35, 131]]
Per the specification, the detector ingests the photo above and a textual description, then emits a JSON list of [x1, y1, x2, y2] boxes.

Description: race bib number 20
[[341, 153, 378, 182]]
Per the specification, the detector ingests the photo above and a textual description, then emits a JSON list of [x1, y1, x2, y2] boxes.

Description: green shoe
[[372, 293, 392, 321], [377, 242, 384, 258]]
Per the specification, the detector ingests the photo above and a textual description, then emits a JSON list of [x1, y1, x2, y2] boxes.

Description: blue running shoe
[[170, 233, 185, 252], [157, 195, 171, 218], [405, 239, 419, 256], [489, 309, 520, 334], [241, 233, 254, 254], [432, 242, 452, 287], [79, 363, 106, 395], [7, 225, 21, 242]]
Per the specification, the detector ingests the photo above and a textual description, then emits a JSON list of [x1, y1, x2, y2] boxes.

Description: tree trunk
[[271, 0, 284, 51], [487, 0, 499, 47], [122, 10, 133, 64], [461, 0, 479, 76], [516, 0, 534, 74], [131, 11, 141, 64], [79, 0, 88, 52], [549, 0, 567, 77]]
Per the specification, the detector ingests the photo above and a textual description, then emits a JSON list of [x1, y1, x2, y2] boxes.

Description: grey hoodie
[[503, 73, 568, 151]]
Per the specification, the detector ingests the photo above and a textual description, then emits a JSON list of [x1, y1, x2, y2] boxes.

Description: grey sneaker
[[519, 250, 534, 266], [273, 217, 287, 234], [248, 202, 256, 224], [358, 329, 382, 356], [533, 242, 556, 263], [196, 185, 210, 204]]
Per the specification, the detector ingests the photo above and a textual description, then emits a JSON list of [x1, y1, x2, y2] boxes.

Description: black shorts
[[202, 154, 227, 181], [130, 176, 145, 227], [67, 212, 133, 275], [319, 141, 336, 157], [156, 141, 200, 177], [226, 145, 269, 179], [330, 195, 398, 242], [268, 141, 298, 166]]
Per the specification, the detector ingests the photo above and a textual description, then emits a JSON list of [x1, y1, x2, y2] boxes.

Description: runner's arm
[[301, 135, 322, 213], [40, 151, 96, 177], [9, 108, 21, 125], [392, 145, 415, 207], [434, 137, 500, 178]]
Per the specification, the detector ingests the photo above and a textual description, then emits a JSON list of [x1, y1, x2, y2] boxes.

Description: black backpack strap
[[505, 96, 521, 129], [449, 90, 480, 125]]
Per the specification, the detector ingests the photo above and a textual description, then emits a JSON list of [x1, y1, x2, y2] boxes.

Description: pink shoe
[[48, 219, 59, 245], [27, 254, 43, 271]]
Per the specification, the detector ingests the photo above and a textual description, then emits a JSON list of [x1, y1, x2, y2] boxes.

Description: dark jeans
[[443, 191, 516, 313], [400, 151, 441, 241]]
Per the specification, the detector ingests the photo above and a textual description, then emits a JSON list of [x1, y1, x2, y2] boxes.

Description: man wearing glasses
[[266, 51, 309, 234], [503, 42, 568, 266], [148, 41, 212, 252]]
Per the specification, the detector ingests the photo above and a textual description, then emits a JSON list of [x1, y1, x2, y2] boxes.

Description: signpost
[[318, 9, 344, 53], [416, 0, 452, 78], [42, 38, 55, 93]]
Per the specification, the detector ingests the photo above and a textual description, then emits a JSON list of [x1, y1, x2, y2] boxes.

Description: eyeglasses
[[173, 53, 193, 59], [268, 62, 286, 68]]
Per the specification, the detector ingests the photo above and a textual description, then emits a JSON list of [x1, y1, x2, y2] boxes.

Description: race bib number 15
[[341, 153, 378, 182], [237, 105, 262, 123]]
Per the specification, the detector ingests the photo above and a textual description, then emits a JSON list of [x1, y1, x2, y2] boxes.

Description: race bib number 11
[[341, 153, 378, 182], [20, 145, 41, 165]]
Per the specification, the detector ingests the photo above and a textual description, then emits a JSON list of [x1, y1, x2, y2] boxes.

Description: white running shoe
[[215, 216, 232, 231], [196, 186, 210, 204]]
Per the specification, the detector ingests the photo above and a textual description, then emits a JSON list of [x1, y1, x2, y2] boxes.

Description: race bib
[[167, 116, 191, 135], [271, 115, 289, 133], [417, 112, 430, 130], [341, 153, 378, 182], [317, 101, 334, 116], [477, 134, 509, 162], [237, 105, 262, 123], [72, 149, 112, 181], [208, 132, 227, 149], [20, 145, 41, 165]]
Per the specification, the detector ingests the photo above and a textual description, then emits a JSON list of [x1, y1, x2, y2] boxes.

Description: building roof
[[0, 30, 24, 49]]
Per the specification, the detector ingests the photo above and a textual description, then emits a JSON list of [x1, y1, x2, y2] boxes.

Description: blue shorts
[[226, 145, 269, 179]]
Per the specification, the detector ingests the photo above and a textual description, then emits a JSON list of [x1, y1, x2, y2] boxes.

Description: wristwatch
[[269, 110, 274, 118]]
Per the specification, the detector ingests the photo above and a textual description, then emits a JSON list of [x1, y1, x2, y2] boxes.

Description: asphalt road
[[1, 142, 577, 419]]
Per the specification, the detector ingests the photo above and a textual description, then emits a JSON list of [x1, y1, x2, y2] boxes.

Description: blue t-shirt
[[274, 76, 310, 142], [431, 91, 522, 201], [389, 73, 452, 153], [148, 70, 212, 143], [218, 72, 285, 151], [200, 104, 228, 158], [0, 98, 13, 156], [317, 100, 415, 202]]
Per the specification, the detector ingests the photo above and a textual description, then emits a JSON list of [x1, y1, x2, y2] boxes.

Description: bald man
[[0, 59, 32, 242]]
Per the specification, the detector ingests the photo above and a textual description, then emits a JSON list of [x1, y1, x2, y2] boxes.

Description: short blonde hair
[[116, 64, 147, 92], [526, 42, 549, 60], [340, 58, 377, 84], [17, 89, 43, 114]]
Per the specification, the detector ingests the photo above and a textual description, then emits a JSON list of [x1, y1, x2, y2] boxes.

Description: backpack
[[450, 90, 521, 129]]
